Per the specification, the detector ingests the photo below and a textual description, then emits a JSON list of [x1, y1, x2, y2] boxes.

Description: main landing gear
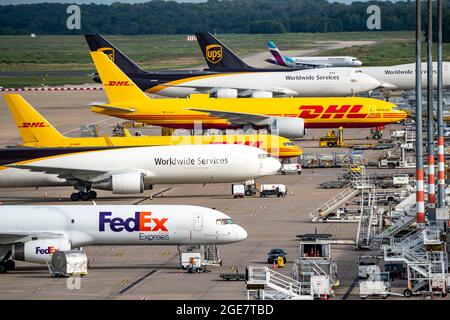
[[0, 260, 15, 273], [70, 187, 97, 201]]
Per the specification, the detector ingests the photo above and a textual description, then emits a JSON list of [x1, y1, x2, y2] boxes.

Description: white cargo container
[[232, 184, 245, 198], [49, 250, 88, 278]]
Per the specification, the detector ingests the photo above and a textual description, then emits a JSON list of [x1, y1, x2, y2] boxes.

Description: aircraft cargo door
[[193, 212, 203, 231]]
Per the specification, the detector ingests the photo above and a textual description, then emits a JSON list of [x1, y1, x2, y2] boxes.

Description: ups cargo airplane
[[200, 34, 450, 91], [0, 144, 280, 201], [266, 40, 363, 68], [4, 94, 302, 159], [0, 205, 247, 271], [85, 34, 380, 98], [88, 51, 406, 138]]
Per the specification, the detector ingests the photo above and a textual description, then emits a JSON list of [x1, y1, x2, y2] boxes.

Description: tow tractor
[[319, 127, 345, 147]]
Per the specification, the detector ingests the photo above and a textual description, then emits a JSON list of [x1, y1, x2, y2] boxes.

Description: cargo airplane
[[0, 144, 280, 201], [88, 51, 407, 139], [0, 205, 247, 271], [266, 40, 363, 68], [85, 34, 381, 98], [4, 94, 302, 159]]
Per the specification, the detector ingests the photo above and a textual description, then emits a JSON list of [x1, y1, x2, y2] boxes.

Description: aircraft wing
[[6, 164, 108, 181], [89, 102, 136, 113], [187, 108, 274, 126], [0, 232, 66, 245], [161, 84, 297, 97]]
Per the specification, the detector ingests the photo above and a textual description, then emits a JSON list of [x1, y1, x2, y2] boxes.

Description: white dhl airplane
[[0, 144, 280, 201], [0, 205, 247, 271], [266, 40, 363, 68], [362, 62, 450, 91]]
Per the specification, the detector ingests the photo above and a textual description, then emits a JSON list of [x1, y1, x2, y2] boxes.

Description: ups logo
[[206, 45, 222, 64], [98, 47, 115, 61]]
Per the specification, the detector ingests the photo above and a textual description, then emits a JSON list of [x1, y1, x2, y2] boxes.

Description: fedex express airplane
[[0, 205, 247, 272], [266, 41, 363, 68]]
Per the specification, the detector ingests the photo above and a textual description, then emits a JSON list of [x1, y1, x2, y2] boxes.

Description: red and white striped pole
[[415, 0, 426, 224], [436, 0, 446, 209], [426, 0, 436, 208]]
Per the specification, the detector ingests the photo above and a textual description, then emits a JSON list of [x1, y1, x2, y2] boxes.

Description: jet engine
[[93, 172, 148, 194], [270, 117, 306, 139], [11, 238, 71, 264], [215, 88, 238, 98]]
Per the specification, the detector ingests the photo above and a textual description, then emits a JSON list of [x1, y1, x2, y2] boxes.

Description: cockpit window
[[258, 153, 270, 159], [352, 59, 358, 61], [283, 142, 295, 146], [216, 218, 234, 225]]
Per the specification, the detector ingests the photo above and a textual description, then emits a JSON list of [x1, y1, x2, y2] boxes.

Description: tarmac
[[0, 90, 424, 300]]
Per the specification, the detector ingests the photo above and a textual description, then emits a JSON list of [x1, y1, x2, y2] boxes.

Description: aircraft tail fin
[[90, 51, 149, 105], [4, 94, 65, 144], [194, 32, 252, 70], [84, 34, 145, 74], [267, 41, 289, 67]]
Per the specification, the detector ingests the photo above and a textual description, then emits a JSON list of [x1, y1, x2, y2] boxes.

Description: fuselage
[[0, 144, 281, 188], [17, 134, 302, 159], [362, 62, 450, 91], [0, 205, 247, 257], [143, 68, 380, 97], [92, 95, 407, 130]]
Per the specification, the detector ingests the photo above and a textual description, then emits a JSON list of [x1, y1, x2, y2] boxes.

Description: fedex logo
[[298, 105, 367, 119], [99, 212, 168, 232], [106, 81, 132, 87], [19, 122, 47, 128], [36, 246, 58, 255]]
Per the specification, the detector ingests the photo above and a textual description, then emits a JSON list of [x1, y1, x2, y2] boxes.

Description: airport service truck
[[260, 184, 287, 198], [280, 163, 302, 175]]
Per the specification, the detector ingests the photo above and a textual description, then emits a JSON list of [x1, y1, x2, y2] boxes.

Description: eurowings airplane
[[87, 51, 406, 139], [4, 94, 302, 159], [0, 205, 247, 271], [85, 33, 380, 98], [266, 40, 363, 68]]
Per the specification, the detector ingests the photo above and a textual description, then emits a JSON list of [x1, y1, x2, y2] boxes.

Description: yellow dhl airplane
[[4, 94, 302, 159], [89, 51, 407, 139]]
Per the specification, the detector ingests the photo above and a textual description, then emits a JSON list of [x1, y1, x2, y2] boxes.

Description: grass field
[[0, 31, 448, 87]]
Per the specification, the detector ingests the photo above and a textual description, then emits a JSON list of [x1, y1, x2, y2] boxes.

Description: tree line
[[0, 0, 448, 42]]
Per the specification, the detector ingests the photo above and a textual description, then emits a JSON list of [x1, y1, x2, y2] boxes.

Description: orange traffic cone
[[272, 260, 278, 269]]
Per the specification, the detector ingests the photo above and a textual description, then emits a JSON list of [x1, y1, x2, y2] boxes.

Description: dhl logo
[[106, 81, 132, 87], [298, 105, 367, 119], [210, 140, 263, 148], [19, 122, 48, 128], [206, 44, 222, 64]]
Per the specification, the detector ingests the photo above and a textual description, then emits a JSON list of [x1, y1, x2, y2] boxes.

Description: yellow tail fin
[[90, 51, 149, 105], [4, 94, 64, 144]]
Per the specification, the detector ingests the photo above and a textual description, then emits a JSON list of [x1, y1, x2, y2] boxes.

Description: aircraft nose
[[234, 225, 248, 242], [260, 157, 281, 176], [355, 60, 363, 66]]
